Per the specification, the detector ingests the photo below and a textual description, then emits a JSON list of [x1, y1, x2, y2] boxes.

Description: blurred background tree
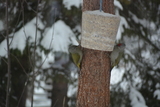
[[0, 0, 160, 107]]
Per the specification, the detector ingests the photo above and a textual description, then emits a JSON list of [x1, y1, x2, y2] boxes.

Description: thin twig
[[5, 0, 11, 107], [35, 8, 57, 75], [24, 0, 37, 13], [1, 57, 8, 65], [53, 99, 59, 107], [21, 0, 34, 70], [16, 79, 29, 107], [63, 97, 66, 107], [9, 11, 22, 46], [31, 1, 40, 107]]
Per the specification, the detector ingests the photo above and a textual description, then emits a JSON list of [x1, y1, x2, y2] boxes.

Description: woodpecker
[[68, 45, 83, 68], [110, 43, 125, 69]]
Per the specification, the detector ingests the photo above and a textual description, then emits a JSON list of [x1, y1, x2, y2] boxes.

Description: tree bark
[[83, 0, 114, 14], [77, 0, 114, 107]]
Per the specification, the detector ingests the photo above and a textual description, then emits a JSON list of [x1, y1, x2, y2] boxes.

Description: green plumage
[[110, 43, 125, 70], [68, 45, 82, 68]]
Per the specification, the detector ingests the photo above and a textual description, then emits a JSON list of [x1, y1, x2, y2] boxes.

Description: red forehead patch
[[117, 43, 122, 46]]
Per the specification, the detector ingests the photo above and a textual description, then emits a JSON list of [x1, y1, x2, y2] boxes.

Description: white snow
[[68, 84, 78, 97], [41, 20, 78, 53], [41, 52, 55, 69], [0, 39, 7, 57], [154, 90, 160, 99], [130, 87, 148, 107], [85, 10, 120, 17], [13, 6, 17, 14], [10, 31, 26, 52], [115, 16, 128, 40], [114, 0, 128, 41], [110, 67, 125, 84], [114, 0, 123, 10], [0, 20, 4, 31], [151, 34, 159, 42], [26, 97, 51, 107], [0, 17, 44, 57], [26, 75, 52, 107], [149, 21, 156, 31], [129, 12, 149, 27], [141, 50, 150, 59], [0, 18, 78, 68], [63, 0, 82, 10]]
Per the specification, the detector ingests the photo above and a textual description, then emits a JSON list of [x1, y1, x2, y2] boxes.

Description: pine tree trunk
[[77, 0, 114, 107]]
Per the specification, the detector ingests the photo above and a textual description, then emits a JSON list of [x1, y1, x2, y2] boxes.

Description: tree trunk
[[77, 0, 114, 107], [51, 74, 68, 107]]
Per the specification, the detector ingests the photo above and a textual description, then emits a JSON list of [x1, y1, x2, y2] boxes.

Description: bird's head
[[116, 43, 126, 51]]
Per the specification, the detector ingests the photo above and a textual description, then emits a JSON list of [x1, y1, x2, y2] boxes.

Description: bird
[[110, 43, 125, 70], [68, 45, 83, 68]]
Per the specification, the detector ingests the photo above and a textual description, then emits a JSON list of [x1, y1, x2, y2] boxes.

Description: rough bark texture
[[77, 49, 111, 107], [103, 0, 114, 14], [83, 0, 114, 14], [77, 0, 114, 107]]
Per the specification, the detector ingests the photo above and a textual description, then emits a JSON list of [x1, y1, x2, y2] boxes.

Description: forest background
[[0, 0, 160, 107]]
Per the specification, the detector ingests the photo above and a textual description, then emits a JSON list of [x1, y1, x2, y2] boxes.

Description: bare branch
[[31, 1, 40, 107], [16, 79, 29, 107], [1, 57, 8, 65], [35, 8, 57, 73], [9, 11, 22, 46], [5, 0, 11, 107]]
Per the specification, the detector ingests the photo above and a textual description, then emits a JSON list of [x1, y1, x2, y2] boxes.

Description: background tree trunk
[[51, 74, 68, 107], [77, 0, 115, 107]]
